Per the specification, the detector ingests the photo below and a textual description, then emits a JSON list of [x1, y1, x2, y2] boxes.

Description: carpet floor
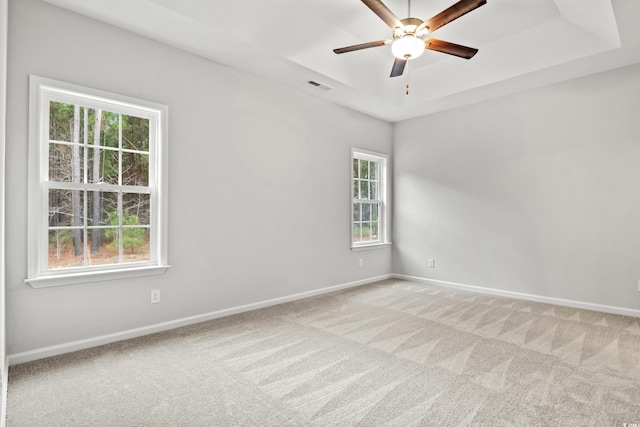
[[6, 279, 640, 426]]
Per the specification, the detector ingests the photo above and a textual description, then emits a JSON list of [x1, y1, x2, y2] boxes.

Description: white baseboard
[[13, 272, 634, 366], [7, 274, 392, 366], [393, 274, 640, 319]]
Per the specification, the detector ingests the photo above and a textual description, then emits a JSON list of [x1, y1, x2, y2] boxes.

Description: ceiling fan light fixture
[[392, 35, 425, 60]]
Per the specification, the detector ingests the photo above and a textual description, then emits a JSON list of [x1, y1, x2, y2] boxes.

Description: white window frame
[[351, 148, 391, 250], [25, 75, 169, 288]]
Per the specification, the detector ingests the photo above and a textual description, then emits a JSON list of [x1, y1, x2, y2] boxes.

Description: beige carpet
[[7, 279, 640, 426]]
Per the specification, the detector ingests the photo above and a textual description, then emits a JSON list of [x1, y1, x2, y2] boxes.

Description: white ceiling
[[42, 0, 640, 122]]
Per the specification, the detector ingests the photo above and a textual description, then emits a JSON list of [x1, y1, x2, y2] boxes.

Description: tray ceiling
[[43, 0, 640, 121]]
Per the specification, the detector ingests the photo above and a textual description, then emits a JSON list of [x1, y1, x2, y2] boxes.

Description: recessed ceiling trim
[[555, 0, 620, 46]]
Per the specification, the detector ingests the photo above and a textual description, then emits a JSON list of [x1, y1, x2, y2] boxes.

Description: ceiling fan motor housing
[[393, 17, 427, 40], [392, 17, 427, 60]]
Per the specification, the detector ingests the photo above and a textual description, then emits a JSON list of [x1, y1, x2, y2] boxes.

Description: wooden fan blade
[[334, 40, 389, 54], [361, 0, 401, 29], [422, 0, 486, 34], [390, 58, 407, 77], [425, 38, 478, 59]]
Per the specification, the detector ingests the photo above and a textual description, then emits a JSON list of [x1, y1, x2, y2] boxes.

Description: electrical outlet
[[358, 259, 363, 268], [428, 258, 435, 268], [151, 289, 161, 304]]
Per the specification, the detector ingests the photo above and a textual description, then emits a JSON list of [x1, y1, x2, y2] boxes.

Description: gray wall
[[5, 0, 392, 355], [1, 0, 7, 376], [393, 63, 640, 311]]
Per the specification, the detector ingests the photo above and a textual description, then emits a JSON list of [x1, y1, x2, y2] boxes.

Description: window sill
[[25, 265, 171, 288], [351, 242, 392, 252]]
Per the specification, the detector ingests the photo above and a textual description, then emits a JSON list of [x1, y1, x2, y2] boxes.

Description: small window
[[352, 148, 390, 249], [26, 76, 169, 287]]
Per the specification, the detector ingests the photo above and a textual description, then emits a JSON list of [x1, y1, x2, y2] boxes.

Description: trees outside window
[[27, 76, 168, 287]]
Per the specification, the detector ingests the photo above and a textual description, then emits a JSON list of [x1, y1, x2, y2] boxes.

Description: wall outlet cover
[[151, 289, 161, 304]]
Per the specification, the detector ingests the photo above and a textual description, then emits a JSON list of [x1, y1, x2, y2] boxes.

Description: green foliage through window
[[105, 211, 147, 252], [46, 98, 152, 268]]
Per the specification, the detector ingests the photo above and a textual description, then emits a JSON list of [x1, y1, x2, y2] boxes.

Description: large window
[[26, 76, 169, 287], [352, 148, 389, 249]]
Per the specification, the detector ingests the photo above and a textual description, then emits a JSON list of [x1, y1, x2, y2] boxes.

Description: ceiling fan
[[334, 0, 486, 77]]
